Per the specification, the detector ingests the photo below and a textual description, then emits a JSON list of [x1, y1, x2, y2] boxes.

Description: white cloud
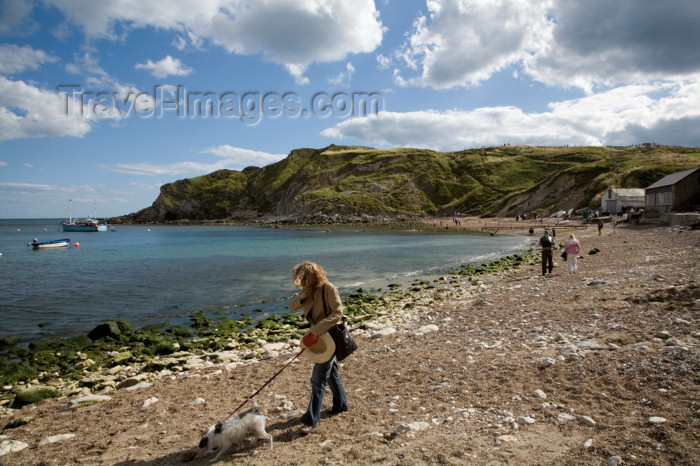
[[395, 0, 549, 89], [23, 163, 33, 168], [524, 0, 700, 91], [134, 55, 193, 79], [321, 80, 700, 149], [0, 182, 100, 204], [103, 146, 286, 176], [41, 0, 384, 80], [0, 44, 58, 74], [0, 76, 92, 142], [0, 161, 8, 166], [0, 0, 37, 36], [201, 145, 287, 166], [393, 0, 700, 92], [103, 161, 225, 177], [329, 62, 356, 86]]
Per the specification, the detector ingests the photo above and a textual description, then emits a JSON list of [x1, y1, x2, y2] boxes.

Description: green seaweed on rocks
[[190, 311, 212, 331], [12, 386, 60, 408], [449, 251, 536, 277], [87, 321, 134, 342], [0, 359, 39, 386], [0, 336, 19, 347]]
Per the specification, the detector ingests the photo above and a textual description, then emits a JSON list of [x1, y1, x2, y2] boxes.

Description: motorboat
[[27, 238, 70, 249]]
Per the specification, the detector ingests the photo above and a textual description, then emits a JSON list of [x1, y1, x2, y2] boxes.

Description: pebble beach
[[1, 219, 698, 465]]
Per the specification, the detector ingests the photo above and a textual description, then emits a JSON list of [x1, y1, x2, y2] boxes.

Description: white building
[[601, 188, 645, 213]]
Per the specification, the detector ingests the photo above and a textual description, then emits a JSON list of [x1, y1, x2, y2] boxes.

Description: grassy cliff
[[117, 145, 700, 223]]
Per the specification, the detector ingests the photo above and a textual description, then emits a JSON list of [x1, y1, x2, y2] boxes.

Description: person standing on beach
[[564, 234, 581, 273], [597, 219, 604, 235], [289, 261, 349, 435], [538, 229, 554, 276], [612, 219, 617, 233]]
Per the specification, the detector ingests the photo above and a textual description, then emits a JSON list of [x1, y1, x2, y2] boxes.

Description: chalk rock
[[58, 394, 112, 412], [655, 331, 672, 340], [138, 396, 159, 409], [0, 439, 29, 455], [648, 416, 666, 424], [274, 400, 294, 412], [393, 421, 430, 437], [560, 344, 578, 355], [583, 438, 593, 449], [39, 433, 76, 447], [533, 357, 556, 368], [557, 413, 575, 423], [607, 456, 622, 466], [262, 342, 286, 353], [516, 416, 535, 425], [181, 398, 205, 408], [371, 328, 396, 339], [533, 389, 547, 399], [495, 434, 518, 445], [576, 340, 605, 351], [577, 415, 596, 427], [413, 325, 439, 335], [116, 375, 148, 390], [126, 382, 152, 392]]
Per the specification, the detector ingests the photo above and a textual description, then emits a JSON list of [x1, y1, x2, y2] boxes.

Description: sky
[[1, 0, 699, 219]]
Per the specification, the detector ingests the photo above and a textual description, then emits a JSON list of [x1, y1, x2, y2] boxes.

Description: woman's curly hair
[[292, 261, 328, 294]]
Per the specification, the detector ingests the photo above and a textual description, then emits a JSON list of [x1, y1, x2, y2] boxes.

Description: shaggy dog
[[198, 406, 273, 462]]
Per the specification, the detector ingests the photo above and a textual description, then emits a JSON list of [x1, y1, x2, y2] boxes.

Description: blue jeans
[[299, 356, 348, 427]]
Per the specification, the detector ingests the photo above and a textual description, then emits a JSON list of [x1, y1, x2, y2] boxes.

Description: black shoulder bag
[[322, 285, 358, 361]]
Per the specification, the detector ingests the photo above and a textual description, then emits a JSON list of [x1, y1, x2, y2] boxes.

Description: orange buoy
[[74, 242, 80, 247]]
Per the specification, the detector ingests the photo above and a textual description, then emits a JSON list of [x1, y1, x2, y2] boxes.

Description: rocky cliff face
[[111, 145, 699, 223]]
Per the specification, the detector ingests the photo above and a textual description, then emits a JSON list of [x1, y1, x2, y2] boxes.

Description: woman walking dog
[[289, 261, 349, 435]]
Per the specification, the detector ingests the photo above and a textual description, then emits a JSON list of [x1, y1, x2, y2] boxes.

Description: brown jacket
[[289, 282, 343, 336]]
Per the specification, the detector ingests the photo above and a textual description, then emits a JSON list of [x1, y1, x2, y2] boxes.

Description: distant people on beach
[[597, 219, 604, 236], [612, 219, 617, 233], [551, 228, 556, 239], [564, 234, 581, 273], [538, 229, 553, 276]]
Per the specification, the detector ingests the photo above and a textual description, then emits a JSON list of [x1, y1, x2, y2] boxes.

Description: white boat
[[62, 199, 108, 232], [27, 238, 70, 249]]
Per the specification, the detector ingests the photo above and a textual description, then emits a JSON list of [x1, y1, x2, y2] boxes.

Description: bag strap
[[321, 284, 345, 324], [321, 284, 328, 317]]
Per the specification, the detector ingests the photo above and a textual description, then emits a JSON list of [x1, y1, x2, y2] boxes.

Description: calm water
[[0, 219, 531, 344]]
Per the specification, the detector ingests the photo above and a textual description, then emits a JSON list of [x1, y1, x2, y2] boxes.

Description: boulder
[[87, 321, 134, 341]]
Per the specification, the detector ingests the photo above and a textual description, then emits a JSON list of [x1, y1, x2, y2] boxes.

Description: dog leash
[[224, 348, 306, 420]]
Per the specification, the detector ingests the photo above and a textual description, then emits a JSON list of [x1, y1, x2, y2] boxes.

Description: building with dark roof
[[645, 167, 700, 212]]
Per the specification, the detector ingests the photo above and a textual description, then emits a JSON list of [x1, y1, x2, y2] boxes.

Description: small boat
[[62, 199, 108, 232], [27, 238, 70, 249]]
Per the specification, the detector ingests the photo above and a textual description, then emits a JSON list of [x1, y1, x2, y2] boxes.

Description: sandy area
[[1, 219, 699, 465]]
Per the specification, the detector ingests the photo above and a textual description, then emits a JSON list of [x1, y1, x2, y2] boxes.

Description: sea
[[0, 219, 532, 345]]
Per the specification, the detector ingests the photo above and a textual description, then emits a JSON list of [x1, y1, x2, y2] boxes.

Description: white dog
[[198, 406, 273, 462]]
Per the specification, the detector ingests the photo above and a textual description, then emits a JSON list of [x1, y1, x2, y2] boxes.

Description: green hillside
[[116, 145, 700, 223]]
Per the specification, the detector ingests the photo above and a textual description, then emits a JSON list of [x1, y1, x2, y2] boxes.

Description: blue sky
[[1, 0, 699, 218]]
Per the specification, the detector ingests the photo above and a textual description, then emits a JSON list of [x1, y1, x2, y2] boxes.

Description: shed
[[645, 167, 700, 212], [601, 188, 645, 213]]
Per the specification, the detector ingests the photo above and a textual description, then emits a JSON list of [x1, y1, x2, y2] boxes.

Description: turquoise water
[[0, 219, 531, 344]]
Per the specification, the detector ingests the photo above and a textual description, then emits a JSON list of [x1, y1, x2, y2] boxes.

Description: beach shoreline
[[1, 221, 698, 465]]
